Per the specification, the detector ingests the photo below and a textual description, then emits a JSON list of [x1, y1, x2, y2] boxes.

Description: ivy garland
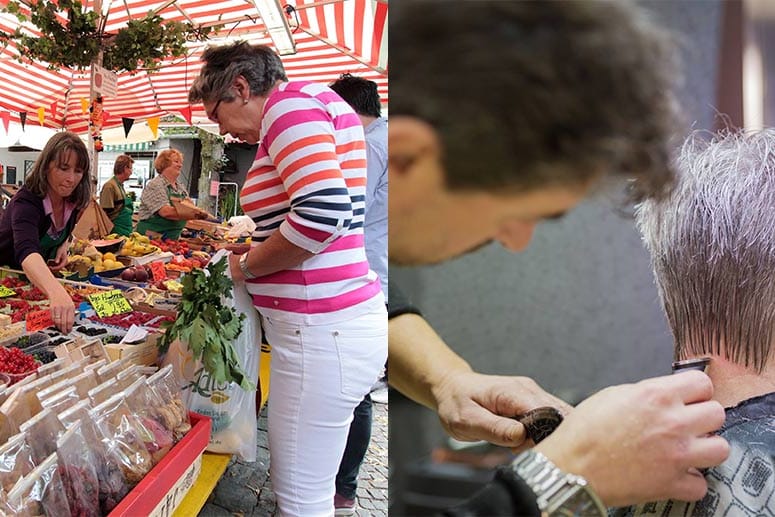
[[1, 0, 214, 73]]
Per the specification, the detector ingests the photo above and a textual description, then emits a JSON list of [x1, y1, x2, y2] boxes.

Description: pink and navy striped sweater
[[241, 81, 384, 324]]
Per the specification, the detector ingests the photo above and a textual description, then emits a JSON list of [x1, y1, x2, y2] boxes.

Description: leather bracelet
[[239, 252, 257, 279]]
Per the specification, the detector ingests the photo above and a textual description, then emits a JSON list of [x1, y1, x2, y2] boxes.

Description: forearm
[[244, 231, 315, 277], [388, 312, 473, 410], [20, 253, 67, 299], [157, 206, 185, 220]]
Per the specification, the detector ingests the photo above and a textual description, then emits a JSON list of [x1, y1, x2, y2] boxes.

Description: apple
[[135, 268, 149, 282], [121, 268, 136, 281]]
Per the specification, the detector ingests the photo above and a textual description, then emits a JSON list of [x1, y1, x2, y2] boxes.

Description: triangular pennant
[[102, 110, 111, 125], [19, 112, 26, 130], [37, 107, 45, 126], [0, 112, 9, 134], [180, 106, 192, 126], [80, 98, 89, 115], [147, 116, 160, 139], [121, 117, 134, 138]]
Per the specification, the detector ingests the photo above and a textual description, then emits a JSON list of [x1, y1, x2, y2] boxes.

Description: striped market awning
[[103, 141, 155, 153], [0, 0, 388, 136]]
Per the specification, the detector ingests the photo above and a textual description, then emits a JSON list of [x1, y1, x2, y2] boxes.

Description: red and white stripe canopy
[[0, 0, 388, 137]]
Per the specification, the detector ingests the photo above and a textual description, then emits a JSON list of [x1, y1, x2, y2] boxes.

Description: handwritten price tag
[[0, 286, 15, 298], [88, 289, 133, 318], [149, 261, 167, 281], [26, 309, 54, 332]]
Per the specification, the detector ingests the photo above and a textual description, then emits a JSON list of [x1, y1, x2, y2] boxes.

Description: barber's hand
[[536, 370, 729, 506], [433, 371, 573, 447], [47, 240, 70, 272], [49, 284, 75, 334]]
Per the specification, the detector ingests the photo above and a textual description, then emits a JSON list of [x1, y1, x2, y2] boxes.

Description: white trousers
[[263, 309, 388, 517]]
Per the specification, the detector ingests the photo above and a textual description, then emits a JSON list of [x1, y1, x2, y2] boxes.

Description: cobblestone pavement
[[199, 398, 388, 516]]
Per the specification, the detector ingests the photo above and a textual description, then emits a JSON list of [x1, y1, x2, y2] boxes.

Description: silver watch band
[[511, 450, 606, 517], [239, 252, 256, 279]]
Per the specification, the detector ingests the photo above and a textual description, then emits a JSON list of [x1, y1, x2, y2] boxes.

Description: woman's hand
[[48, 283, 75, 333], [48, 239, 70, 272], [229, 252, 246, 283]]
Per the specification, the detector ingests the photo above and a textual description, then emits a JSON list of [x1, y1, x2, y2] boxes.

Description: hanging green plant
[[0, 0, 214, 72]]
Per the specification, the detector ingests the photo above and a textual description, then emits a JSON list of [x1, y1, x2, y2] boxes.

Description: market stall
[[0, 216, 269, 515]]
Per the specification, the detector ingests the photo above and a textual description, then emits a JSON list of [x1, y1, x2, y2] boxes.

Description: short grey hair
[[188, 41, 288, 104], [636, 129, 775, 372]]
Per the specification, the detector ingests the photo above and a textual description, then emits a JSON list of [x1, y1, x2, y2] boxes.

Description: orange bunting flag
[[147, 116, 160, 139], [0, 112, 9, 134], [80, 98, 89, 115], [180, 106, 192, 126], [37, 107, 45, 126]]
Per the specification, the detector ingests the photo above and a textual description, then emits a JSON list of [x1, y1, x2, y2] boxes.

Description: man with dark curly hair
[[389, 1, 729, 515]]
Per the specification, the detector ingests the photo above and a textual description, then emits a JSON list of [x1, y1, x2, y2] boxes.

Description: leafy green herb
[[159, 259, 255, 391]]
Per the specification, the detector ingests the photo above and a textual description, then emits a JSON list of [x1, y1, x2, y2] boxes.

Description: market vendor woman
[[99, 153, 134, 236], [0, 132, 91, 333], [136, 149, 205, 239]]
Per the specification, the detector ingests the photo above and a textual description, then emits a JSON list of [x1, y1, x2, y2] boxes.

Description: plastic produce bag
[[0, 433, 34, 493], [56, 422, 100, 517], [146, 365, 191, 443], [162, 249, 259, 461], [89, 393, 153, 513], [6, 453, 70, 517], [123, 377, 173, 465], [18, 409, 64, 463]]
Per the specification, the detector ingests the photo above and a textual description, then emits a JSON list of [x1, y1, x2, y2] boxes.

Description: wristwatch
[[510, 450, 606, 517], [239, 252, 256, 279]]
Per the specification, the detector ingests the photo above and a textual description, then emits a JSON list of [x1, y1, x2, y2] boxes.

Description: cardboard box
[[109, 412, 212, 517], [104, 332, 161, 366]]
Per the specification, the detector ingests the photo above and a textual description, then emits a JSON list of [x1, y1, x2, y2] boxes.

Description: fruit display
[[120, 266, 150, 282], [0, 346, 39, 380], [120, 233, 161, 257]]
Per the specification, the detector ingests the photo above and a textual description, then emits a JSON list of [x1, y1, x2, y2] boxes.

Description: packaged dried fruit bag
[[18, 408, 65, 464], [0, 433, 34, 493], [89, 393, 152, 514], [123, 377, 173, 465], [6, 453, 70, 517], [146, 365, 191, 442], [56, 422, 100, 517]]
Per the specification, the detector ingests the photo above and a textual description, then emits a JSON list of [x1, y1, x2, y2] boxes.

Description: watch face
[[514, 407, 563, 444]]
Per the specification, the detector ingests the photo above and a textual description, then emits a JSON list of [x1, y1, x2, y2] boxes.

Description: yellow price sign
[[88, 289, 133, 318], [0, 286, 15, 298]]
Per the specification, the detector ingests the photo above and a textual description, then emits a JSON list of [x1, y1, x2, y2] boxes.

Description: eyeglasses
[[208, 98, 223, 123]]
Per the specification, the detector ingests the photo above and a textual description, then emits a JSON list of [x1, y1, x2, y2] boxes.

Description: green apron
[[110, 176, 134, 236], [39, 223, 70, 263], [136, 185, 187, 239]]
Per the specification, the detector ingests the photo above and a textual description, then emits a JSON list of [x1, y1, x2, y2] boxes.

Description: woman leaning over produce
[[0, 132, 91, 333], [189, 42, 387, 516]]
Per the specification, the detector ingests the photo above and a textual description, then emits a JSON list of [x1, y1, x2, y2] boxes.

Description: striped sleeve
[[262, 95, 359, 254]]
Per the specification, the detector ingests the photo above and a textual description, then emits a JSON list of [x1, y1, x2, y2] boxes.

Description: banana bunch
[[120, 232, 160, 257]]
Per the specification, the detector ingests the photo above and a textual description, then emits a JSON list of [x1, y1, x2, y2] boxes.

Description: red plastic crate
[[109, 412, 211, 516]]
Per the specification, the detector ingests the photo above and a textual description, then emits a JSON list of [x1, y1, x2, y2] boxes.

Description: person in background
[[0, 131, 91, 333], [389, 1, 728, 514], [99, 153, 134, 236], [611, 129, 775, 515], [136, 148, 205, 239], [189, 42, 387, 516], [328, 73, 387, 515]]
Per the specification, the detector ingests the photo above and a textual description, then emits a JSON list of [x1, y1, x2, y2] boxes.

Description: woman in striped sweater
[[189, 42, 387, 517]]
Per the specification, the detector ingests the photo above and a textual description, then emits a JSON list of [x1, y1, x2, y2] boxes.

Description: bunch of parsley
[[159, 259, 255, 390]]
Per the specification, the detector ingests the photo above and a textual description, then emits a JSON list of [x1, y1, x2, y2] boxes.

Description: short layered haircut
[[637, 130, 775, 372], [188, 41, 287, 105], [25, 131, 91, 209], [391, 1, 682, 203], [113, 154, 134, 176], [154, 149, 183, 175]]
